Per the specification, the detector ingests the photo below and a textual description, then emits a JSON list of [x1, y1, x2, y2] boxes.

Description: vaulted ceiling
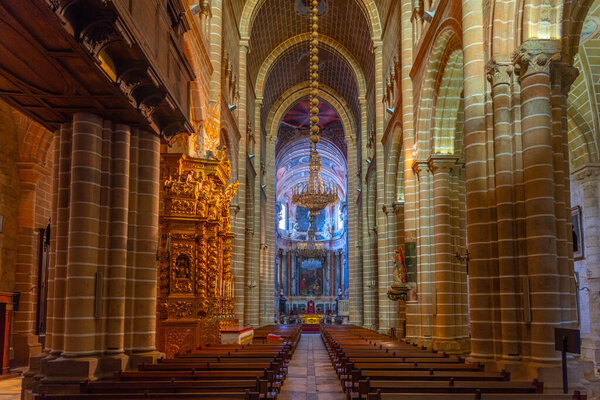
[[245, 0, 376, 129]]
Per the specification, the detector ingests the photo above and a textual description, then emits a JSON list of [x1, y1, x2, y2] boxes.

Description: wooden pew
[[81, 379, 268, 398], [366, 391, 587, 400], [320, 324, 579, 400], [36, 392, 260, 400]]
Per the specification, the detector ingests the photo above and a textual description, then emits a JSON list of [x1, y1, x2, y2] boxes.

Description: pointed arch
[[256, 33, 367, 99]]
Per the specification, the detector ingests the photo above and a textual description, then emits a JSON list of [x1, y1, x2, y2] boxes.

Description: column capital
[[392, 200, 404, 214], [427, 155, 458, 173], [411, 160, 429, 177], [573, 164, 600, 182], [486, 59, 513, 86], [239, 39, 249, 51], [382, 204, 393, 215], [255, 97, 263, 107], [513, 39, 562, 79]]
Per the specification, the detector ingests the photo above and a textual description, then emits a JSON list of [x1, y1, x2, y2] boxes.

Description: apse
[[274, 98, 348, 319]]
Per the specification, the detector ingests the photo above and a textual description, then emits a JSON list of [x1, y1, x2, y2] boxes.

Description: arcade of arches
[[3, 0, 600, 397]]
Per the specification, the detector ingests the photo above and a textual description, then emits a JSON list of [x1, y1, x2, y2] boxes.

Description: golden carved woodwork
[[157, 152, 238, 353]]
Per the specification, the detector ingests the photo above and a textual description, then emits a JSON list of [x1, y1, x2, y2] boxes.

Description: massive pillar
[[461, 0, 494, 361], [130, 129, 161, 364], [233, 40, 249, 324], [487, 61, 521, 359], [514, 40, 563, 362], [27, 114, 161, 389], [429, 156, 468, 352], [412, 162, 434, 345]]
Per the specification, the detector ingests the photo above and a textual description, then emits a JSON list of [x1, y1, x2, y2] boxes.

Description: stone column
[[401, 0, 418, 344], [374, 40, 390, 333], [129, 129, 161, 363], [574, 166, 600, 364], [62, 113, 103, 357], [291, 250, 297, 297], [429, 156, 465, 352], [105, 124, 130, 360], [286, 250, 291, 297], [551, 63, 580, 328], [462, 0, 493, 360], [487, 61, 521, 359], [232, 40, 249, 324], [513, 40, 561, 362], [412, 161, 433, 345]]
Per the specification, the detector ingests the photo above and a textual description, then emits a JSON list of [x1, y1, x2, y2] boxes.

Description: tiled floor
[[0, 375, 22, 400], [279, 333, 345, 400]]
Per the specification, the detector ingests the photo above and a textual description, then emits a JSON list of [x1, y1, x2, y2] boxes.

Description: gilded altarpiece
[[157, 153, 238, 358]]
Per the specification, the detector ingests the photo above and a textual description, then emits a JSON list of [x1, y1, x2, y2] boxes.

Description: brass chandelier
[[297, 224, 327, 258], [291, 0, 339, 215]]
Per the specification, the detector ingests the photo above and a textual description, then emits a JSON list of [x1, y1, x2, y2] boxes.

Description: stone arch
[[266, 82, 357, 141], [11, 110, 53, 166], [489, 0, 517, 57], [521, 0, 564, 40], [255, 33, 367, 99], [414, 27, 462, 159], [384, 123, 403, 205], [431, 49, 463, 155], [240, 0, 382, 40]]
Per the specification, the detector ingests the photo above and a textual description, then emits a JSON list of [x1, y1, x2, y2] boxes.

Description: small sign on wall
[[572, 206, 584, 261]]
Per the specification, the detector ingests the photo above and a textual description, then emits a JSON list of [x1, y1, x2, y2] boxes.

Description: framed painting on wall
[[572, 206, 584, 261]]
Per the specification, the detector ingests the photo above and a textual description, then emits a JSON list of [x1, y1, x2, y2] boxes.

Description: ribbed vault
[[261, 45, 360, 125], [247, 0, 374, 89]]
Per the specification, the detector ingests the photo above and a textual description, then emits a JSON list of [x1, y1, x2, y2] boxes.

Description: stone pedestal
[[13, 333, 42, 366]]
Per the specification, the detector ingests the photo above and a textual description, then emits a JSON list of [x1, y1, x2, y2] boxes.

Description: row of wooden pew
[[321, 325, 587, 400], [36, 325, 301, 400]]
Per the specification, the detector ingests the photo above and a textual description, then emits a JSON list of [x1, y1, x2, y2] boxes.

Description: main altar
[[156, 152, 238, 358]]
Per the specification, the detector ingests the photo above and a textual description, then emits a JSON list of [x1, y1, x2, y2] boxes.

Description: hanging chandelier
[[291, 0, 339, 215], [297, 223, 327, 258]]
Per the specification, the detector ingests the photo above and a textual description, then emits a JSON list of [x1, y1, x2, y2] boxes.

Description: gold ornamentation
[[166, 328, 193, 358], [167, 300, 194, 319], [158, 152, 238, 356]]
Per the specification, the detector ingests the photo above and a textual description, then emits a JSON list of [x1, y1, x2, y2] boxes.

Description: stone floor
[[279, 333, 345, 400], [0, 375, 22, 400]]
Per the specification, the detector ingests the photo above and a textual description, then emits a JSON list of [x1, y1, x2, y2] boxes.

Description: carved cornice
[[573, 164, 600, 182]]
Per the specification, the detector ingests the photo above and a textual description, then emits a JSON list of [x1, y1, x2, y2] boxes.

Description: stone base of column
[[13, 333, 42, 366], [99, 353, 129, 378], [432, 338, 470, 354], [21, 351, 49, 399], [42, 355, 101, 383], [475, 358, 597, 393], [128, 350, 164, 370]]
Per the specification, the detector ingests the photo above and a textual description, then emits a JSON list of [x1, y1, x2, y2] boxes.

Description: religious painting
[[299, 259, 323, 296], [572, 206, 584, 261]]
